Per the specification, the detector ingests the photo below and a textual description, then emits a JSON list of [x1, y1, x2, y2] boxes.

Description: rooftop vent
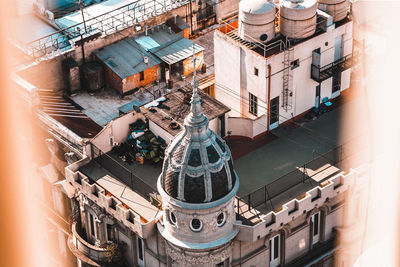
[[144, 56, 149, 64]]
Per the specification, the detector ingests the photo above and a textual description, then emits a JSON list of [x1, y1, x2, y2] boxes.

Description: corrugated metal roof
[[149, 37, 204, 65], [134, 28, 205, 65], [94, 37, 161, 79]]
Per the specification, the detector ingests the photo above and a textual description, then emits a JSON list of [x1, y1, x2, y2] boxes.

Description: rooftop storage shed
[[93, 38, 162, 95], [135, 27, 205, 77]]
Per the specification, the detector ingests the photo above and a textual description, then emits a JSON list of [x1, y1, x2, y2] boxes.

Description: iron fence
[[91, 143, 160, 207], [236, 140, 359, 216], [22, 0, 191, 59]]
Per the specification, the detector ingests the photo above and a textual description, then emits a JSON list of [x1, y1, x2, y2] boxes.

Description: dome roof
[[159, 56, 237, 204]]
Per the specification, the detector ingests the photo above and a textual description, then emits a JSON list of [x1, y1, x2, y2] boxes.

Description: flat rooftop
[[70, 86, 155, 126], [235, 88, 370, 225], [76, 86, 368, 225], [141, 85, 230, 136]]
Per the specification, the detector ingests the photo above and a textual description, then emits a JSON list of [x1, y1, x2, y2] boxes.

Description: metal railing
[[311, 53, 355, 82], [236, 140, 359, 216], [21, 0, 191, 59], [90, 143, 160, 207], [218, 20, 286, 57]]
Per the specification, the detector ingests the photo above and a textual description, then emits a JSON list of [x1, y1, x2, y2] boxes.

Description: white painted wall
[[341, 68, 351, 91], [228, 117, 254, 137], [209, 117, 220, 135], [149, 120, 174, 144], [215, 30, 243, 118], [214, 19, 353, 138], [91, 112, 145, 153]]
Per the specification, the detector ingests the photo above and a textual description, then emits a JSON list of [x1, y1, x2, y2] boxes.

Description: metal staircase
[[226, 30, 254, 49], [282, 41, 293, 112]]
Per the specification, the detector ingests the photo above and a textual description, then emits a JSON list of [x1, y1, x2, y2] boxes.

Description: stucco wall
[[284, 226, 310, 263], [215, 0, 240, 20], [149, 120, 174, 144], [214, 20, 353, 138], [91, 112, 144, 152], [214, 30, 242, 118]]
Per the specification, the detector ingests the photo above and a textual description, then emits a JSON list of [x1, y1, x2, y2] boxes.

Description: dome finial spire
[[189, 44, 202, 120]]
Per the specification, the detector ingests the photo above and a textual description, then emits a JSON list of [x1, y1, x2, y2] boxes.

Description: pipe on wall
[[267, 64, 272, 131]]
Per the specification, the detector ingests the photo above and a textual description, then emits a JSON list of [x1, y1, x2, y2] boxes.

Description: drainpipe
[[267, 64, 272, 131]]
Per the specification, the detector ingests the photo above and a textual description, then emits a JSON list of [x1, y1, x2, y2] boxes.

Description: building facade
[[11, 0, 367, 266], [61, 60, 366, 267], [214, 0, 353, 138]]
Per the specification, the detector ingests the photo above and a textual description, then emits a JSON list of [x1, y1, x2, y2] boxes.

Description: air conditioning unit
[[144, 57, 149, 64], [45, 10, 54, 21]]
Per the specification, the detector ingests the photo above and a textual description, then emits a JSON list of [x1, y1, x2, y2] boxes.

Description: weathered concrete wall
[[17, 56, 68, 90], [122, 65, 161, 94], [215, 0, 239, 21], [284, 226, 310, 263], [231, 238, 268, 267]]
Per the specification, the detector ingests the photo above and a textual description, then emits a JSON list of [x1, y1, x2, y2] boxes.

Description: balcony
[[311, 53, 354, 83], [68, 222, 108, 267]]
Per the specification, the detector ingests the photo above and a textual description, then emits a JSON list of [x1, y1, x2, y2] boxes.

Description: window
[[270, 96, 279, 125], [332, 71, 341, 94], [312, 212, 320, 245], [89, 213, 95, 237], [217, 212, 226, 227], [137, 237, 145, 266], [254, 67, 259, 76], [216, 259, 229, 267], [106, 224, 114, 241], [190, 218, 203, 232], [291, 59, 299, 69], [139, 71, 144, 81], [269, 234, 280, 267], [249, 93, 258, 116]]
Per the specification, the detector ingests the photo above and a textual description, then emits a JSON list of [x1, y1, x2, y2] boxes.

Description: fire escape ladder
[[282, 45, 293, 111]]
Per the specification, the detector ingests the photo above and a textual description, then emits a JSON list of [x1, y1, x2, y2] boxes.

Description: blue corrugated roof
[[134, 27, 204, 65], [94, 37, 161, 79], [149, 37, 204, 65], [135, 36, 160, 51]]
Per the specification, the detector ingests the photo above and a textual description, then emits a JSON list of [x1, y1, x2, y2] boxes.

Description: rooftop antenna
[[79, 0, 87, 33]]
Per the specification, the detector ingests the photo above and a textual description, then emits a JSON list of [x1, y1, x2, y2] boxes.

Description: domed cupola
[[157, 51, 239, 263], [159, 58, 236, 204]]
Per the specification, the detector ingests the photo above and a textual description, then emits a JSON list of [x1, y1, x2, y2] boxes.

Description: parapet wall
[[235, 165, 368, 242], [65, 158, 157, 239]]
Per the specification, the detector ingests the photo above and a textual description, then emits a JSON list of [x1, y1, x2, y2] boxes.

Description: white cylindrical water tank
[[238, 0, 276, 43], [280, 0, 317, 39], [318, 0, 349, 22]]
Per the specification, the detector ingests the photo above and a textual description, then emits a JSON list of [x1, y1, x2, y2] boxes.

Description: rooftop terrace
[[218, 16, 351, 59]]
